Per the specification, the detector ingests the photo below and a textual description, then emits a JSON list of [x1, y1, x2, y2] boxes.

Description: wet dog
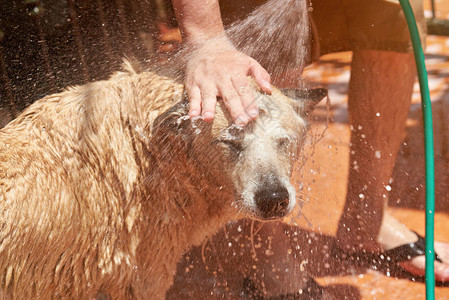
[[0, 62, 325, 299]]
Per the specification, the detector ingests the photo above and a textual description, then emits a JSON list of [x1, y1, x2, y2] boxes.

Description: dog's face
[[153, 82, 326, 221]]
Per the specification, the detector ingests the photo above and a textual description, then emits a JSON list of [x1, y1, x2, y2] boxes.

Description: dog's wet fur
[[0, 61, 326, 299]]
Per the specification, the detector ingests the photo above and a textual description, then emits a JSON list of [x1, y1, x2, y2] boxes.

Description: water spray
[[399, 1, 436, 299]]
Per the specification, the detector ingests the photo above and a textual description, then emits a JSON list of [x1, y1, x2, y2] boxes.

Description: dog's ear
[[150, 99, 198, 168], [152, 100, 190, 136], [150, 99, 197, 153], [281, 88, 328, 116], [150, 100, 193, 161]]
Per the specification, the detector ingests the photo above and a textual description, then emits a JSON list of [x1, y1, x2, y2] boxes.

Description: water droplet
[[385, 185, 392, 191], [299, 259, 308, 271], [238, 86, 249, 95], [375, 150, 381, 159], [307, 6, 313, 12]]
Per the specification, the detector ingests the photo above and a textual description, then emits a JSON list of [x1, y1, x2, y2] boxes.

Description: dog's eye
[[278, 137, 291, 149]]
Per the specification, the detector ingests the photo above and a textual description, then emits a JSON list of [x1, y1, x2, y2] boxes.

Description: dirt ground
[[1, 0, 449, 299]]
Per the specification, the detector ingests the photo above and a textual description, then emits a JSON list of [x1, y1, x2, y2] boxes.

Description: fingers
[[184, 45, 270, 125], [187, 83, 218, 122], [187, 77, 254, 125], [187, 85, 202, 118], [200, 87, 217, 122], [218, 80, 250, 126], [231, 76, 258, 121], [249, 59, 272, 94], [187, 72, 265, 125]]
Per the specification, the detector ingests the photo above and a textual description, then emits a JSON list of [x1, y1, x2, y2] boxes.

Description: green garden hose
[[398, 0, 436, 299]]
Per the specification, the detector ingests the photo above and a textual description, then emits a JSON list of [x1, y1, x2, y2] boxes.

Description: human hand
[[185, 37, 272, 126]]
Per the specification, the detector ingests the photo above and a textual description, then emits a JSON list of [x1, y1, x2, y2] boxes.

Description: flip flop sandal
[[382, 231, 443, 264], [336, 231, 442, 265], [335, 231, 443, 281]]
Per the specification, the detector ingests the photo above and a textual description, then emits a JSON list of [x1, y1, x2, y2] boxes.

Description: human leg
[[336, 49, 449, 281], [336, 49, 415, 252]]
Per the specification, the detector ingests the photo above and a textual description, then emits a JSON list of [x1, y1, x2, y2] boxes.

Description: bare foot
[[398, 241, 449, 282]]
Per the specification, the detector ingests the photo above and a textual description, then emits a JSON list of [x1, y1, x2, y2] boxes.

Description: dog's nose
[[254, 186, 290, 219]]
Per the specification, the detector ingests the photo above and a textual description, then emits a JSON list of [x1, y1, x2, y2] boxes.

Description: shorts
[[218, 0, 426, 56], [310, 0, 426, 55]]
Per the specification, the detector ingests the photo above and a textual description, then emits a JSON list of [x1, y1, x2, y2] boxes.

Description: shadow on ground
[[168, 220, 364, 299]]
